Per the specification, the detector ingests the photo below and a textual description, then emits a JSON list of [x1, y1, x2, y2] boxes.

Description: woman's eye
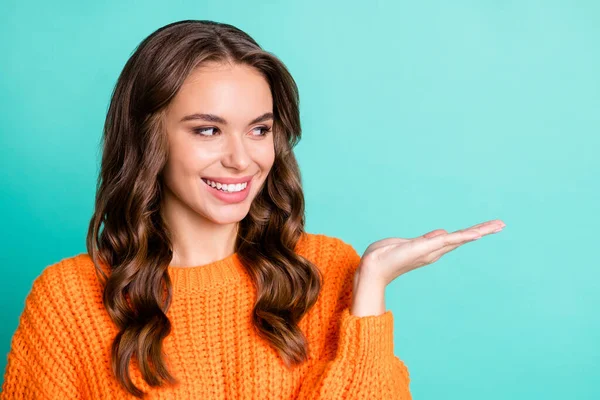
[[192, 126, 271, 137], [193, 127, 220, 136], [252, 126, 272, 136]]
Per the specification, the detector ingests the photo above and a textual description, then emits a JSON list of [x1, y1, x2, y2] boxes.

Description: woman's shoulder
[[296, 232, 361, 274], [297, 231, 360, 256], [11, 254, 105, 342], [35, 253, 104, 285], [28, 253, 104, 309]]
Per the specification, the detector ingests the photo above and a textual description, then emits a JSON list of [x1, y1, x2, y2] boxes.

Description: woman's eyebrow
[[179, 112, 273, 125]]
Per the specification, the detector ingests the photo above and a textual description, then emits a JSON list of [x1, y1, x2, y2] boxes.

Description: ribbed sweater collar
[[166, 252, 246, 292], [92, 252, 246, 292]]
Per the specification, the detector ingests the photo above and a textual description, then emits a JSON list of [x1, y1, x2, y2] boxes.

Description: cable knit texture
[[1, 233, 411, 399]]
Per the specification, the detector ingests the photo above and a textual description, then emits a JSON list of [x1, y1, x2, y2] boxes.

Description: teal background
[[1, 1, 598, 398]]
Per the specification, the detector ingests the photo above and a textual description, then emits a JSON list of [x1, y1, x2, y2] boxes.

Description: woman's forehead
[[170, 64, 273, 123]]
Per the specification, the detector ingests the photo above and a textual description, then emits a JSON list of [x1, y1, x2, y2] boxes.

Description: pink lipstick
[[201, 175, 253, 204]]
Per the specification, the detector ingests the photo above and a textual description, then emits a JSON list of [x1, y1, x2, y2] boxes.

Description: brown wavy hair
[[86, 20, 322, 398]]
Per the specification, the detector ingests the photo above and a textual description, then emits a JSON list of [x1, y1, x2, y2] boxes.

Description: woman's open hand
[[356, 219, 506, 287]]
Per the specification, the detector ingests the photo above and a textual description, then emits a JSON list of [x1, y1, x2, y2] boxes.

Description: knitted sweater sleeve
[[296, 238, 412, 399], [1, 262, 81, 399]]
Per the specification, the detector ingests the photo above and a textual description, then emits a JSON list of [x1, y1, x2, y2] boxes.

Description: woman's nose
[[222, 134, 251, 170]]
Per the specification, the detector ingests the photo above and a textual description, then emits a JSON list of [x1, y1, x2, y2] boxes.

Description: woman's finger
[[428, 224, 504, 262], [420, 220, 504, 240], [422, 229, 447, 239], [419, 222, 503, 254], [461, 219, 505, 235], [427, 243, 461, 263]]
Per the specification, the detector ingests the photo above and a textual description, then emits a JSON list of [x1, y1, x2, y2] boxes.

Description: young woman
[[1, 20, 505, 399]]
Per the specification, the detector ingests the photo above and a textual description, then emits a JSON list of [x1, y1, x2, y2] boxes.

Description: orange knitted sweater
[[1, 233, 411, 399]]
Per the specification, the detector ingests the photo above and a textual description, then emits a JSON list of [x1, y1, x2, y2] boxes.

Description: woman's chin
[[204, 207, 251, 225]]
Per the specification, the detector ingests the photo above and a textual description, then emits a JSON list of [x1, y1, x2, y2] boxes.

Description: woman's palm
[[358, 219, 506, 286]]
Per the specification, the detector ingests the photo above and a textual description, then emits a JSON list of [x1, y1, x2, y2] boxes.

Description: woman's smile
[[200, 175, 253, 203]]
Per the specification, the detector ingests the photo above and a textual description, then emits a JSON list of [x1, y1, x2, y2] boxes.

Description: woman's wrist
[[350, 267, 387, 317]]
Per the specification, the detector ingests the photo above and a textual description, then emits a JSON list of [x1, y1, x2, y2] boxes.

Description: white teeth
[[203, 179, 248, 193]]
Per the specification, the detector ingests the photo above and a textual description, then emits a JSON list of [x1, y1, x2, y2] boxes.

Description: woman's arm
[[1, 263, 81, 399], [296, 239, 411, 399], [297, 219, 505, 399]]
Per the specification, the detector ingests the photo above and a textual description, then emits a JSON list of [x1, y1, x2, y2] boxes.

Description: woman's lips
[[200, 175, 254, 185], [201, 176, 252, 204]]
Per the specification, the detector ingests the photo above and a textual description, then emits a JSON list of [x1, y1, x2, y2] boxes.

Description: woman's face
[[162, 61, 275, 225]]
